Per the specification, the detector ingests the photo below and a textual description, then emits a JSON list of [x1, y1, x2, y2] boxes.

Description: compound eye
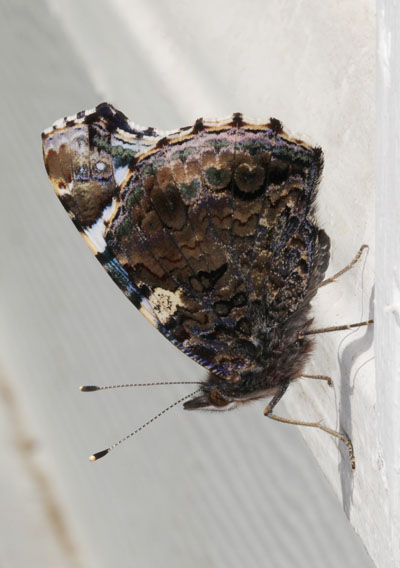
[[209, 389, 230, 408]]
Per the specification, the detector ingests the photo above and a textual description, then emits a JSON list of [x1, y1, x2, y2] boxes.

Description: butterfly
[[42, 103, 371, 465]]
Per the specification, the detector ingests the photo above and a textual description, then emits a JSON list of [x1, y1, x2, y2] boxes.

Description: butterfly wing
[[42, 104, 328, 380], [43, 104, 175, 325]]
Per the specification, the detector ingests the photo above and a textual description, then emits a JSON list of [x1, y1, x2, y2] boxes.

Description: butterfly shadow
[[337, 285, 375, 516]]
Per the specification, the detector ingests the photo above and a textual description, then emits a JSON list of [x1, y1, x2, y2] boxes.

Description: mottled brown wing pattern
[[42, 103, 328, 382], [42, 104, 181, 331], [104, 114, 327, 379]]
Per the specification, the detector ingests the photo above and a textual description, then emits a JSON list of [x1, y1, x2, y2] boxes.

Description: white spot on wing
[[115, 165, 129, 186], [83, 198, 118, 254], [149, 288, 184, 325]]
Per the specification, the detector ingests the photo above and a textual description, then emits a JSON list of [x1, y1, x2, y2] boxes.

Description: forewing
[[42, 103, 173, 326]]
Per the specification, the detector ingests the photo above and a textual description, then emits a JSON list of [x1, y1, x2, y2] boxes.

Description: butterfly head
[[183, 386, 237, 411], [182, 367, 280, 411]]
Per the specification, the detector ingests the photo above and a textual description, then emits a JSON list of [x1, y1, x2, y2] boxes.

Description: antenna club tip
[[89, 449, 109, 461], [80, 385, 99, 392]]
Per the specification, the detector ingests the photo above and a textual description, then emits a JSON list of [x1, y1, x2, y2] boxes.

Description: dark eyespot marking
[[151, 184, 187, 231], [180, 179, 200, 202], [234, 163, 265, 193], [232, 292, 247, 307], [205, 167, 231, 189], [268, 160, 290, 184], [189, 264, 228, 292], [213, 300, 231, 316]]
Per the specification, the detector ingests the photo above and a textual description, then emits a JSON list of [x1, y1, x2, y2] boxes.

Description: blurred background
[[1, 1, 376, 567]]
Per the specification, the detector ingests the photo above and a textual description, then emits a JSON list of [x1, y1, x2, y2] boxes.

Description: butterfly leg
[[264, 383, 355, 469], [301, 245, 373, 337], [300, 319, 373, 337], [319, 244, 367, 288], [301, 374, 332, 386]]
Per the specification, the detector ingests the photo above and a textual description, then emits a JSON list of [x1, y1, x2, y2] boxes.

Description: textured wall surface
[[0, 0, 383, 567], [377, 1, 400, 567]]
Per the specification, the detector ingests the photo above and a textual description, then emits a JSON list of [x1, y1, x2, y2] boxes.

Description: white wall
[[376, 1, 400, 565]]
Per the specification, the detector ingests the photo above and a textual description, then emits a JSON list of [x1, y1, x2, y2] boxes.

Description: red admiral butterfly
[[42, 103, 372, 467]]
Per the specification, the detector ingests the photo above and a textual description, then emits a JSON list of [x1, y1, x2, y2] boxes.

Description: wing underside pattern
[[42, 103, 329, 379]]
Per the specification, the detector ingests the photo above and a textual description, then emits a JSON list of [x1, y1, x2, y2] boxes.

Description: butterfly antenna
[[88, 389, 202, 461], [80, 381, 203, 391]]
